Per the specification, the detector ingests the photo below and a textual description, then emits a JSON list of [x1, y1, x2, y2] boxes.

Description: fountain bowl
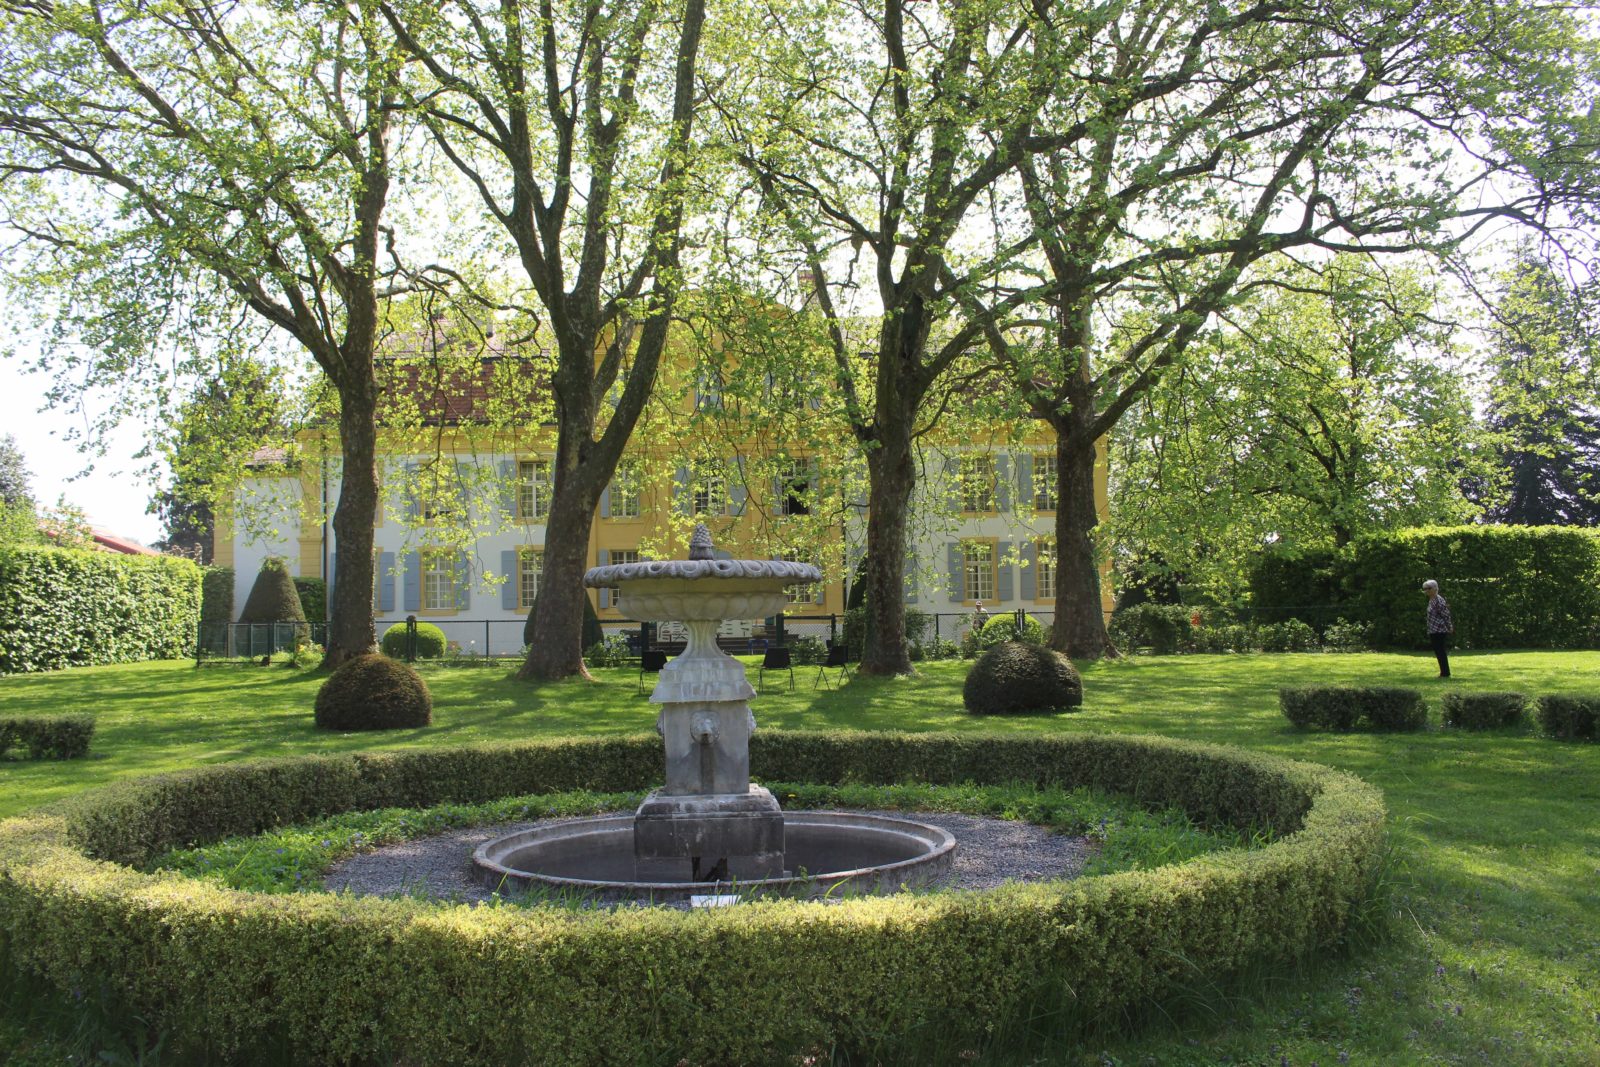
[[472, 811, 957, 904]]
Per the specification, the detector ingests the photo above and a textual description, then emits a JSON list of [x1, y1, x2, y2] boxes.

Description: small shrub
[[1440, 691, 1526, 731], [1322, 618, 1371, 653], [1258, 619, 1319, 653], [293, 577, 326, 623], [1193, 623, 1255, 653], [1108, 603, 1193, 654], [583, 635, 632, 668], [380, 621, 447, 660], [1280, 686, 1426, 732], [0, 714, 94, 759], [963, 641, 1083, 714], [961, 613, 1046, 658], [1536, 694, 1600, 741], [789, 636, 827, 666], [313, 654, 432, 731]]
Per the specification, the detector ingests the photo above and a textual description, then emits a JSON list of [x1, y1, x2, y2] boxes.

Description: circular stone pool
[[473, 811, 957, 903]]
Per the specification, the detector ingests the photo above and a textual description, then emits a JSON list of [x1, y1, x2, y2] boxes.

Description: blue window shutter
[[1018, 453, 1034, 509], [600, 484, 611, 518], [729, 458, 747, 515], [996, 454, 1012, 512], [403, 552, 421, 611], [904, 549, 917, 604], [379, 552, 396, 612], [599, 549, 611, 566], [1020, 541, 1036, 600], [455, 551, 471, 610], [499, 460, 516, 519], [673, 467, 690, 516], [946, 542, 963, 599], [501, 550, 518, 610], [997, 541, 1014, 602]]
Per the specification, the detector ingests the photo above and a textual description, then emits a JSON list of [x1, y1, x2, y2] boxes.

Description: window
[[962, 541, 995, 603], [960, 455, 996, 513], [417, 461, 460, 523], [1035, 538, 1057, 600], [606, 550, 641, 608], [779, 552, 822, 605], [518, 549, 542, 610], [1033, 453, 1058, 512], [517, 459, 551, 520], [777, 465, 812, 517], [693, 473, 728, 516], [422, 551, 462, 611], [694, 368, 723, 411], [608, 462, 642, 519]]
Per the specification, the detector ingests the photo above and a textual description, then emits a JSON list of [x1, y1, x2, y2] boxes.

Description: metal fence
[[196, 621, 327, 665]]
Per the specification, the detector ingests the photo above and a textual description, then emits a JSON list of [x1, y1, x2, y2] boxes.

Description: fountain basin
[[472, 812, 957, 903]]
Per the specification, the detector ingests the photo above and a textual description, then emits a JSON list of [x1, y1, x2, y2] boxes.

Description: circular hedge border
[[0, 731, 1385, 1066]]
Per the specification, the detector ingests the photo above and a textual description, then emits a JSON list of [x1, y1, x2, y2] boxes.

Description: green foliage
[[581, 594, 602, 651], [379, 623, 446, 660], [788, 636, 827, 666], [0, 546, 201, 674], [1109, 603, 1196, 654], [293, 578, 326, 624], [1249, 547, 1343, 629], [964, 642, 1083, 715], [1440, 691, 1526, 731], [1257, 619, 1319, 653], [313, 654, 432, 732], [582, 635, 631, 669], [1343, 526, 1600, 649], [0, 434, 32, 509], [199, 567, 233, 625], [1280, 686, 1427, 733], [1536, 694, 1599, 741], [0, 715, 93, 760], [961, 613, 1046, 658], [237, 558, 305, 624], [0, 733, 1383, 1065], [1322, 618, 1372, 653]]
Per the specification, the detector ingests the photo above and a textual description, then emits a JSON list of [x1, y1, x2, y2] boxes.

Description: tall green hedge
[[199, 567, 233, 626], [1248, 526, 1600, 650], [0, 547, 201, 674], [0, 733, 1385, 1065]]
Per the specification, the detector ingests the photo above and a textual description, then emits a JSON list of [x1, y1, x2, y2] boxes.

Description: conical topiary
[[238, 557, 307, 623]]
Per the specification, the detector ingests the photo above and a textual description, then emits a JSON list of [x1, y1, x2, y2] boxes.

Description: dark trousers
[[1430, 632, 1450, 677]]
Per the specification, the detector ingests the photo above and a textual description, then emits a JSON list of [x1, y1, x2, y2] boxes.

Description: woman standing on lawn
[[1424, 579, 1454, 679]]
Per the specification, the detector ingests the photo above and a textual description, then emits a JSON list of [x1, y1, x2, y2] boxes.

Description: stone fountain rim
[[583, 558, 822, 586]]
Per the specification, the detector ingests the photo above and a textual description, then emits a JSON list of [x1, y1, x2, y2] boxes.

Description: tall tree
[[0, 435, 32, 510], [985, 0, 1599, 657], [1111, 256, 1484, 596], [713, 0, 1064, 674], [1477, 252, 1600, 525], [382, 0, 709, 681], [0, 0, 416, 665]]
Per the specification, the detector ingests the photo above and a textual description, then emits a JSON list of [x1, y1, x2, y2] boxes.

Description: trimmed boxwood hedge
[[0, 715, 94, 760], [1536, 694, 1599, 741], [1280, 686, 1427, 732], [0, 732, 1386, 1066], [1439, 691, 1526, 731]]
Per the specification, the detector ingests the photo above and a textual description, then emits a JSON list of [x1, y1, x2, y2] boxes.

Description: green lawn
[[2, 650, 1599, 1065]]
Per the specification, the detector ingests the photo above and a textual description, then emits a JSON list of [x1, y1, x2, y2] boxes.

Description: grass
[[1, 649, 1598, 1065]]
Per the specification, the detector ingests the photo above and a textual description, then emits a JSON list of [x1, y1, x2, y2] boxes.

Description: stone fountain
[[472, 525, 955, 903]]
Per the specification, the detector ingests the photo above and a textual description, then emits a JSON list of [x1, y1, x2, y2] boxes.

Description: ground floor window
[[607, 549, 641, 608], [422, 551, 462, 611], [1035, 538, 1057, 599], [963, 541, 995, 603], [778, 552, 823, 605], [518, 549, 542, 609]]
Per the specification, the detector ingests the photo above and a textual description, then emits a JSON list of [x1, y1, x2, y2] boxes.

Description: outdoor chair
[[638, 648, 668, 695], [814, 641, 853, 689], [757, 646, 793, 692]]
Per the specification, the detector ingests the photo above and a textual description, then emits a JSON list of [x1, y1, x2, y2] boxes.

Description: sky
[[1, 357, 167, 546]]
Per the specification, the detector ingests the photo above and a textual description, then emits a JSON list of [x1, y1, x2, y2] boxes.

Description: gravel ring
[[324, 811, 1098, 907]]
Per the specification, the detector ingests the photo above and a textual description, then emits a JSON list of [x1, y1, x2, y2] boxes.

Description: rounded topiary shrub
[[314, 653, 432, 731], [379, 621, 447, 660], [237, 557, 306, 624], [962, 612, 1047, 657], [964, 640, 1083, 714]]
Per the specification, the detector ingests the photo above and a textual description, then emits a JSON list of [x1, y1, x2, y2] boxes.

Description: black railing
[[196, 621, 326, 665]]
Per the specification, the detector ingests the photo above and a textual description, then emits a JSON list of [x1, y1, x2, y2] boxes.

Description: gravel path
[[324, 811, 1096, 906]]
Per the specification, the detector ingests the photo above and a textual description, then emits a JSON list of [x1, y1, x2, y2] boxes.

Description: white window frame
[[960, 455, 996, 514], [779, 552, 823, 605], [518, 549, 542, 610], [606, 550, 642, 608], [517, 458, 551, 521], [962, 541, 995, 603], [609, 462, 642, 519], [1035, 538, 1057, 600], [693, 474, 728, 517], [1033, 453, 1058, 512], [422, 551, 462, 611]]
